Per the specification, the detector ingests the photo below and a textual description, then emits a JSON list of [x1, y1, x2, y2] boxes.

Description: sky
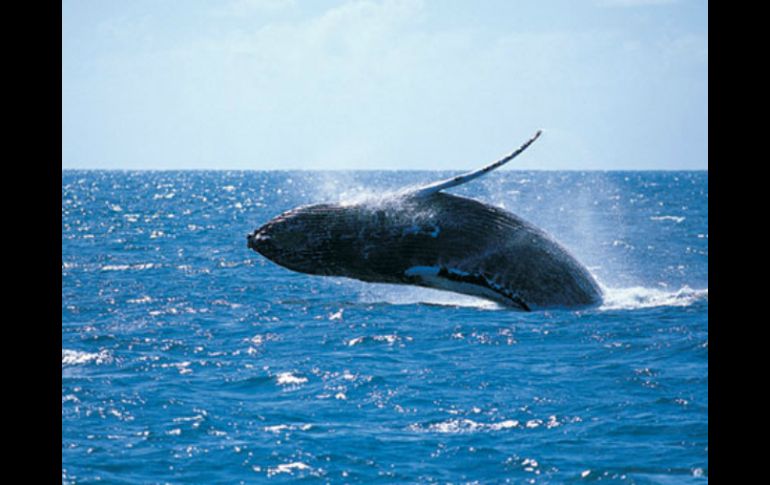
[[62, 0, 707, 170]]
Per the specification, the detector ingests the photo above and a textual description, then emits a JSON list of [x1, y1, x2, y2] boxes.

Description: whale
[[247, 131, 603, 311]]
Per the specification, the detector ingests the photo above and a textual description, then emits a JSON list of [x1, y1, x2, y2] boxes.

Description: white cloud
[[64, 0, 707, 169]]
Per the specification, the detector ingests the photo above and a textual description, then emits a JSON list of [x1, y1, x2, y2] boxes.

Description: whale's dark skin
[[247, 131, 603, 311]]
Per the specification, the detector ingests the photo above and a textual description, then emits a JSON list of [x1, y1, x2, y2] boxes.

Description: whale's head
[[248, 203, 360, 276]]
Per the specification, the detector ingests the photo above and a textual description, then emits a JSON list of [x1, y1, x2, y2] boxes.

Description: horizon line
[[61, 167, 708, 172]]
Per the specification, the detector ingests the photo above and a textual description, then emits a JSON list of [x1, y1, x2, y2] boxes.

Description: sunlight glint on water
[[62, 170, 707, 483]]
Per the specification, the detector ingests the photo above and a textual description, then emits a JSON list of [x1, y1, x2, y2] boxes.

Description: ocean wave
[[275, 372, 308, 386], [264, 423, 313, 434], [101, 263, 159, 272], [600, 285, 708, 311], [346, 334, 412, 347], [266, 462, 311, 477], [650, 215, 686, 223], [62, 349, 112, 366], [410, 414, 569, 434], [409, 418, 521, 434]]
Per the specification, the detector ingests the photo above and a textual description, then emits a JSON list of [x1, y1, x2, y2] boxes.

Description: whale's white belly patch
[[404, 266, 530, 311]]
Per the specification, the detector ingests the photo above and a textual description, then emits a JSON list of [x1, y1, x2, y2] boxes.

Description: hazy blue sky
[[62, 0, 707, 170]]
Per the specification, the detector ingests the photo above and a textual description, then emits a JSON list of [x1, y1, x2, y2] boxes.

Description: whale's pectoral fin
[[403, 266, 531, 311], [411, 130, 542, 198]]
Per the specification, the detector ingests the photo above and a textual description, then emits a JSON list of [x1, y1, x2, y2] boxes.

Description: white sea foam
[[356, 283, 501, 310], [267, 462, 311, 477], [372, 334, 401, 344], [525, 419, 542, 428], [354, 279, 704, 312], [161, 361, 193, 375], [101, 263, 157, 272], [62, 349, 112, 366], [267, 461, 310, 477], [600, 285, 708, 310], [488, 419, 520, 430], [347, 336, 365, 347], [275, 372, 308, 386], [410, 418, 522, 434], [127, 295, 153, 304], [101, 264, 131, 271], [650, 215, 686, 223], [248, 334, 272, 346], [346, 335, 411, 346], [264, 424, 313, 433]]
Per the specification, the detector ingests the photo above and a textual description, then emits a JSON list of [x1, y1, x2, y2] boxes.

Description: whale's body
[[247, 131, 603, 311]]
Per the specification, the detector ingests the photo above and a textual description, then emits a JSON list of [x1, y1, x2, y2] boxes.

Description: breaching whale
[[247, 131, 603, 310]]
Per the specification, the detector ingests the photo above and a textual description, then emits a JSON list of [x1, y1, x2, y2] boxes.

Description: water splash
[[355, 282, 501, 310], [599, 285, 708, 310], [353, 281, 707, 312]]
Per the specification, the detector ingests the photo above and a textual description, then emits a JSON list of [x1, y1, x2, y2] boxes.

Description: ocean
[[62, 170, 708, 484]]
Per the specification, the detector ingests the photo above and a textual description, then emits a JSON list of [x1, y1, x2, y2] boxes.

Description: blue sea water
[[62, 170, 707, 484]]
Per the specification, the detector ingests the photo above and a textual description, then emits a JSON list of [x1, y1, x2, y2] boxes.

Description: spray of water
[[351, 279, 707, 312], [354, 282, 502, 310], [300, 171, 707, 312], [308, 172, 404, 207], [598, 285, 708, 311]]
